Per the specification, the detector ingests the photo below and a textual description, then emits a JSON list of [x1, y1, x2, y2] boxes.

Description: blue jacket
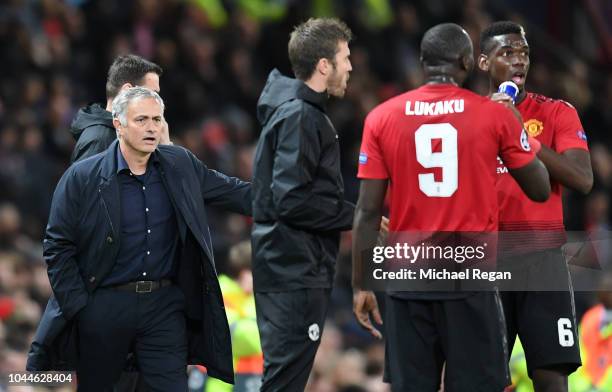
[[27, 140, 251, 384]]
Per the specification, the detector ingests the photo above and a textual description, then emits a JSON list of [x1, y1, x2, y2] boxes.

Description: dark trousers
[[255, 288, 330, 392], [76, 285, 187, 392]]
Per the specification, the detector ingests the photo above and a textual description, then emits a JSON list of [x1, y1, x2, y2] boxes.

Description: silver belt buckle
[[135, 281, 153, 293]]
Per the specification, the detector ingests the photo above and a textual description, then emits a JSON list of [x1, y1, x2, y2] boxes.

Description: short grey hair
[[112, 86, 165, 126]]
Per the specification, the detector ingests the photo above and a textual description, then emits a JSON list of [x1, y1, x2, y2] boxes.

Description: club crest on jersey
[[577, 130, 587, 141], [520, 129, 531, 151], [524, 119, 543, 137]]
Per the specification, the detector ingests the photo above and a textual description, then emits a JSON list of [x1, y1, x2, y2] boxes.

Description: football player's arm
[[539, 103, 592, 194], [508, 159, 551, 202], [537, 148, 592, 195], [352, 179, 387, 339]]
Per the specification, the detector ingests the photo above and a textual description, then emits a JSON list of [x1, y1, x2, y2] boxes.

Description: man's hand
[[353, 289, 383, 339], [377, 216, 389, 246], [490, 93, 523, 124], [160, 118, 173, 145], [380, 216, 389, 233]]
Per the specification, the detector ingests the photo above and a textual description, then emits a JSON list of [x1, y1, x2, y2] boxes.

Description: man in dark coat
[[27, 87, 251, 391], [69, 54, 168, 391], [70, 54, 165, 163], [251, 18, 355, 391]]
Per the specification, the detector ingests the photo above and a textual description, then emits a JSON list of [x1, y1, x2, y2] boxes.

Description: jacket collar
[[100, 140, 120, 180], [296, 81, 329, 113], [100, 140, 161, 179]]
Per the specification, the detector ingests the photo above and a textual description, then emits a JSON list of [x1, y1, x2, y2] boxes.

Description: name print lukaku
[[405, 99, 465, 116]]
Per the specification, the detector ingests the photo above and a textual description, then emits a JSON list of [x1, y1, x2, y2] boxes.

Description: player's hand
[[490, 92, 514, 104], [490, 93, 524, 124], [380, 216, 389, 233], [353, 289, 383, 339], [377, 216, 389, 246], [160, 118, 173, 145]]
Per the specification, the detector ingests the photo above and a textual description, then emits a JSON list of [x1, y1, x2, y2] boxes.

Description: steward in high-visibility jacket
[[189, 240, 263, 392], [508, 338, 533, 392], [188, 274, 263, 392], [569, 303, 612, 392]]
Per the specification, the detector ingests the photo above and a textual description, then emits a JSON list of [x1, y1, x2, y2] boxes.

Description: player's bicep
[[562, 148, 593, 184], [553, 103, 589, 153]]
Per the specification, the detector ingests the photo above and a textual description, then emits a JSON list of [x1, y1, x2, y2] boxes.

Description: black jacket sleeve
[[272, 110, 355, 232], [71, 126, 117, 163], [188, 150, 252, 216], [43, 167, 88, 320]]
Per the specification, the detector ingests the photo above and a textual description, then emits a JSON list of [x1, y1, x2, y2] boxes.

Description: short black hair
[[288, 18, 353, 81], [480, 21, 525, 54], [420, 23, 472, 67], [105, 54, 163, 99]]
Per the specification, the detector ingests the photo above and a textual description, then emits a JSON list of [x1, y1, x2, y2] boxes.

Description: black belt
[[109, 279, 173, 293]]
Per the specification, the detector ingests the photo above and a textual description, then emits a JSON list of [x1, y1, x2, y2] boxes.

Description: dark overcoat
[[27, 140, 251, 384]]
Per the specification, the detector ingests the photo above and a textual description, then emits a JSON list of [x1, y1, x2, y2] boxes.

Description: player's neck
[[425, 75, 459, 86]]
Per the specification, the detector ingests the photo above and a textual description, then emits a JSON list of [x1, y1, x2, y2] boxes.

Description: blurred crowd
[[0, 0, 610, 391]]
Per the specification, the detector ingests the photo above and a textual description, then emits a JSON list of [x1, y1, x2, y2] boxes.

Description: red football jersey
[[358, 84, 535, 232], [496, 92, 589, 249]]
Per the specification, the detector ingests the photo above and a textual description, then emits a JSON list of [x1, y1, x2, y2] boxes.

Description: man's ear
[[120, 82, 133, 91], [113, 118, 123, 137], [477, 54, 489, 72], [315, 57, 330, 77], [461, 54, 474, 73]]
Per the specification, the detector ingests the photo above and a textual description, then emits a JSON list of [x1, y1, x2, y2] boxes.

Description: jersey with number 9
[[358, 84, 535, 232]]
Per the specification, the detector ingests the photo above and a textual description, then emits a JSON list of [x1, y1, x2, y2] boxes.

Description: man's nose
[[512, 54, 527, 67]]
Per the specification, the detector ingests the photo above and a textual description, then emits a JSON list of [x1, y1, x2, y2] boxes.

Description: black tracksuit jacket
[[252, 69, 355, 292]]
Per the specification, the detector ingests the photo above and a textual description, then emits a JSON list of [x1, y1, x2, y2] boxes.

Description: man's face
[[326, 41, 352, 98], [139, 72, 160, 93], [116, 97, 163, 156], [481, 33, 530, 91]]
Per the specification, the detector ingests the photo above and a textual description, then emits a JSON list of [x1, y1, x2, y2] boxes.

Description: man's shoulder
[[71, 150, 106, 171], [74, 123, 116, 144], [270, 99, 326, 136], [521, 92, 580, 128], [278, 98, 321, 118], [157, 144, 191, 159], [157, 144, 199, 169], [523, 92, 577, 112]]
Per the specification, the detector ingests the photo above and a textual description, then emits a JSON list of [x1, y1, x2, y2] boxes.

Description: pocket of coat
[[53, 319, 79, 368]]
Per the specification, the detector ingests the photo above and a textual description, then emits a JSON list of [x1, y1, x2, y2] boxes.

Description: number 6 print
[[557, 318, 575, 347], [415, 123, 458, 197]]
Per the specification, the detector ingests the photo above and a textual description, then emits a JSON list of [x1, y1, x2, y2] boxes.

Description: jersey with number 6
[[358, 83, 536, 232]]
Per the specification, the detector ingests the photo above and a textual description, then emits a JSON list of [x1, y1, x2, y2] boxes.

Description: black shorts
[[501, 249, 581, 375], [383, 291, 510, 392]]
